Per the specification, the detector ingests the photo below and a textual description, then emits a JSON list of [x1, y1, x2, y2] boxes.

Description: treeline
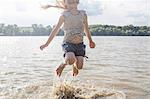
[[0, 24, 64, 36], [90, 24, 150, 36], [0, 23, 150, 36]]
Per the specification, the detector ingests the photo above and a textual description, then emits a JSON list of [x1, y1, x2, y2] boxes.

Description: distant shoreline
[[0, 24, 150, 36]]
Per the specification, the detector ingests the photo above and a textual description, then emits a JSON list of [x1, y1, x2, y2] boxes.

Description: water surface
[[0, 36, 150, 99]]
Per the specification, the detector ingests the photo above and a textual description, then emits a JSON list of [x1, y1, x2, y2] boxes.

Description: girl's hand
[[89, 41, 95, 48], [40, 44, 47, 50]]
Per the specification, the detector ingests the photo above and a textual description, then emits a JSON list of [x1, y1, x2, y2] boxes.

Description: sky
[[0, 0, 149, 26]]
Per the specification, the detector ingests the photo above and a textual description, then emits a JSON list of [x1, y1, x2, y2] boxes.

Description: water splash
[[0, 69, 126, 99], [52, 71, 126, 99]]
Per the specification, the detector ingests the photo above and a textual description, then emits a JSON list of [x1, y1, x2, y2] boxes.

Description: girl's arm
[[40, 15, 64, 50], [83, 14, 95, 48]]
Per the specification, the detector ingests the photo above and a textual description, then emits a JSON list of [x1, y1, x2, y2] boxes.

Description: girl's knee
[[77, 64, 83, 69], [65, 52, 76, 65], [75, 57, 84, 69], [65, 57, 76, 65], [78, 66, 83, 69]]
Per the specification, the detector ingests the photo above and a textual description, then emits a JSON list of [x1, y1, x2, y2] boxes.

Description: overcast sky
[[0, 0, 149, 26]]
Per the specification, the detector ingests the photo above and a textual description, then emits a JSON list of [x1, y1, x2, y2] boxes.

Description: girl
[[40, 0, 95, 77]]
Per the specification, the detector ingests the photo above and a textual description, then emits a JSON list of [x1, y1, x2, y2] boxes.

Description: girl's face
[[64, 0, 79, 10]]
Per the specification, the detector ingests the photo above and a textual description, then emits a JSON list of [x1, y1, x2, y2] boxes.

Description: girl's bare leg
[[73, 56, 84, 76], [56, 52, 76, 76], [73, 64, 79, 76], [56, 63, 66, 77], [76, 56, 84, 69]]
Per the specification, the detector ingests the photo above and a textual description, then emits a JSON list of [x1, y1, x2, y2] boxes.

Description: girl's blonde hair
[[56, 0, 66, 9], [42, 0, 79, 10]]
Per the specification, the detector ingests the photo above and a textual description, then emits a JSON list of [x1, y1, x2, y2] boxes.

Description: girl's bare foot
[[73, 65, 79, 76], [56, 63, 66, 77]]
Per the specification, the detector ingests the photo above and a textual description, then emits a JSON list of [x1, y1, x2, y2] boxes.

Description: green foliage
[[0, 23, 149, 36], [89, 24, 150, 36]]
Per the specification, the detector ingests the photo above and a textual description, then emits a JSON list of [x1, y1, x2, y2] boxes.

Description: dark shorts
[[62, 42, 86, 57]]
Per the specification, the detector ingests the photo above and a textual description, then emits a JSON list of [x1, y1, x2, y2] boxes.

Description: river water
[[0, 36, 150, 99]]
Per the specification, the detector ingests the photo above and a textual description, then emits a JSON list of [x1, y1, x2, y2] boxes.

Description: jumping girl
[[40, 0, 95, 77]]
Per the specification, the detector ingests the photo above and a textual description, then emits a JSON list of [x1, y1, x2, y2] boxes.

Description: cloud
[[78, 0, 103, 16], [98, 0, 150, 26], [14, 1, 28, 12], [127, 13, 150, 26], [122, 0, 150, 26], [0, 0, 149, 26]]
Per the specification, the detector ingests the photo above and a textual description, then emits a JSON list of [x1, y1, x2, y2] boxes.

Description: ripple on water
[[0, 71, 16, 75]]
